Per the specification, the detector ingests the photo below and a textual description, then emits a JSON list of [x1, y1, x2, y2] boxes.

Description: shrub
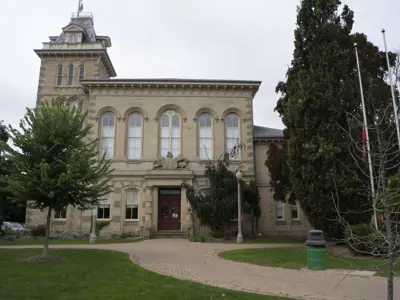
[[30, 224, 46, 237], [49, 232, 88, 240], [191, 234, 206, 243]]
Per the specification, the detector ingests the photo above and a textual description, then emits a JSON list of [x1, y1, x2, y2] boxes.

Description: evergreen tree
[[0, 120, 11, 230], [6, 98, 113, 256], [270, 0, 397, 237]]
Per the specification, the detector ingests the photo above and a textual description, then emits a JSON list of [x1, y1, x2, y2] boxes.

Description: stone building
[[26, 10, 310, 237]]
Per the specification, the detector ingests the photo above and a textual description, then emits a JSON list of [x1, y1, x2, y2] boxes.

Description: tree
[[269, 0, 397, 238], [334, 102, 400, 300], [182, 153, 237, 234], [0, 120, 11, 231], [6, 97, 113, 256], [242, 180, 261, 236]]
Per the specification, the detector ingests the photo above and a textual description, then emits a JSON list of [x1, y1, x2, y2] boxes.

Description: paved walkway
[[1, 239, 399, 300]]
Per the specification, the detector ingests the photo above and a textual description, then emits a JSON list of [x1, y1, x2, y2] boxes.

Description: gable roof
[[253, 125, 283, 140], [55, 17, 97, 43]]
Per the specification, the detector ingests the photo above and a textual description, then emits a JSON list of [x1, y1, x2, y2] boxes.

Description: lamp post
[[89, 206, 97, 244], [236, 169, 243, 244]]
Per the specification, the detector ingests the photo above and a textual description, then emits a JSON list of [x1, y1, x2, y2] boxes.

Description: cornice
[[34, 48, 117, 77], [81, 80, 261, 98]]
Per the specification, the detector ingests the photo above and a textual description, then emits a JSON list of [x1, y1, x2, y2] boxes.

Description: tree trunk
[[251, 212, 255, 237], [385, 208, 394, 300], [43, 207, 52, 257]]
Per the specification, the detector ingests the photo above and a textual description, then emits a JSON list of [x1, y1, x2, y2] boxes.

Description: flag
[[362, 128, 366, 158], [79, 0, 84, 12]]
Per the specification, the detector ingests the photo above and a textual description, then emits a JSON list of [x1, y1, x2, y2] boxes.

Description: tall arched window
[[160, 110, 180, 157], [125, 189, 139, 220], [127, 112, 142, 159], [78, 65, 85, 81], [67, 65, 74, 86], [225, 113, 240, 159], [199, 113, 213, 160], [56, 65, 63, 86], [101, 112, 115, 159]]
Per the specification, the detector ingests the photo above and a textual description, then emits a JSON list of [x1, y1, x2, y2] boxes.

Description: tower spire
[[77, 0, 84, 17]]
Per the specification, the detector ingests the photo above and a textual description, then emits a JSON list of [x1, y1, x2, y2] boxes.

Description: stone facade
[[26, 12, 310, 238]]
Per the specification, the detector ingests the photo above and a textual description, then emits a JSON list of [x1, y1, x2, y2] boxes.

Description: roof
[[253, 125, 284, 140], [82, 78, 262, 85], [55, 17, 97, 43]]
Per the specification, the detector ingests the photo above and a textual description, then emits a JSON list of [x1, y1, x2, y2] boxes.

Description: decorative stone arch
[[123, 107, 149, 122], [220, 107, 243, 122], [155, 104, 187, 123], [95, 106, 121, 121], [193, 107, 218, 123]]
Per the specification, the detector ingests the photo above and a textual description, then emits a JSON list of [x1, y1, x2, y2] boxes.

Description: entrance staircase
[[151, 230, 186, 239]]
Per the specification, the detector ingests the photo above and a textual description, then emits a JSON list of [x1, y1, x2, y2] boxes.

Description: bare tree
[[331, 93, 400, 300]]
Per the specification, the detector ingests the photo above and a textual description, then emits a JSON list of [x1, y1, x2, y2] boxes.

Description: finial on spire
[[77, 0, 84, 17]]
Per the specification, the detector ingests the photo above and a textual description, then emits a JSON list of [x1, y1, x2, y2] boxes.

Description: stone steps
[[151, 230, 186, 239]]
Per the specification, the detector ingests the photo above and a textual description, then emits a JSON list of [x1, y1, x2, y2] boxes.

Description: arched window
[[127, 112, 142, 159], [199, 113, 213, 160], [225, 113, 240, 158], [67, 65, 74, 86], [78, 65, 85, 82], [101, 112, 115, 159], [160, 110, 180, 157], [125, 190, 139, 220], [56, 65, 63, 86]]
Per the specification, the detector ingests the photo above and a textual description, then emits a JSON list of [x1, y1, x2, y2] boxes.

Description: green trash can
[[306, 230, 326, 271]]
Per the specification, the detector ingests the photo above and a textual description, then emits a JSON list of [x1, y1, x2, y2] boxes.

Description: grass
[[0, 237, 142, 245], [219, 247, 396, 277], [0, 249, 290, 300], [243, 236, 305, 244]]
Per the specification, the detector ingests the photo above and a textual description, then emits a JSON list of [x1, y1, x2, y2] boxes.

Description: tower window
[[67, 65, 74, 86], [56, 65, 63, 86], [78, 65, 85, 82]]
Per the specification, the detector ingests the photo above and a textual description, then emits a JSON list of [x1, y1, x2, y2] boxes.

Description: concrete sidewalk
[[1, 239, 399, 300]]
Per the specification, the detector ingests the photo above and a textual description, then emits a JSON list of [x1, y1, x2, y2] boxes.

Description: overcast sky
[[1, 0, 399, 131]]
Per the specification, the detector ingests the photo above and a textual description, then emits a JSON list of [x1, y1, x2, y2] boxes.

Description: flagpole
[[382, 29, 400, 151], [77, 0, 82, 17], [354, 43, 378, 231]]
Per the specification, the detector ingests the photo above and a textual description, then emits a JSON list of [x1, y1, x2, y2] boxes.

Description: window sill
[[276, 220, 287, 225], [53, 219, 67, 223], [291, 220, 301, 225], [124, 219, 139, 222], [97, 219, 111, 222], [126, 159, 141, 164]]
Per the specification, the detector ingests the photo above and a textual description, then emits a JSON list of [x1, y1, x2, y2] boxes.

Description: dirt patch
[[24, 255, 65, 262]]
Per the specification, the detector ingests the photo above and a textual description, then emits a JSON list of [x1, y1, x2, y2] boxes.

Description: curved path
[[1, 239, 399, 300]]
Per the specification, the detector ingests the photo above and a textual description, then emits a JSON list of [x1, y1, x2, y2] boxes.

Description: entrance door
[[158, 189, 181, 231]]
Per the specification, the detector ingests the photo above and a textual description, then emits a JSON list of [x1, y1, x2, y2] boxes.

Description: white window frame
[[225, 113, 240, 160], [160, 110, 181, 158], [56, 65, 63, 86], [199, 113, 213, 160], [54, 207, 67, 220], [100, 112, 115, 159], [125, 190, 139, 221], [67, 65, 74, 86], [276, 201, 284, 220], [78, 65, 85, 82], [127, 112, 142, 160], [97, 194, 111, 220], [291, 203, 300, 220]]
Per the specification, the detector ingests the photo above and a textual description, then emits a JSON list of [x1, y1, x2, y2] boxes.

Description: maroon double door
[[158, 188, 181, 231]]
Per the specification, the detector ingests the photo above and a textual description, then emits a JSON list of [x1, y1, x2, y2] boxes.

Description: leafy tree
[[242, 180, 261, 236], [269, 0, 397, 238], [0, 120, 11, 231], [6, 97, 113, 256], [182, 154, 237, 233]]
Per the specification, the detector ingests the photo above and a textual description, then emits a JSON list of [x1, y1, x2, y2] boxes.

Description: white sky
[[1, 0, 399, 131]]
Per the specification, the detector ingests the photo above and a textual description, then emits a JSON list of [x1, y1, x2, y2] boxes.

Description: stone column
[[144, 187, 153, 239]]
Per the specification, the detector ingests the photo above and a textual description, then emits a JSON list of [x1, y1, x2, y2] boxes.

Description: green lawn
[[243, 237, 305, 244], [0, 249, 290, 300], [0, 237, 142, 245], [219, 247, 395, 277]]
